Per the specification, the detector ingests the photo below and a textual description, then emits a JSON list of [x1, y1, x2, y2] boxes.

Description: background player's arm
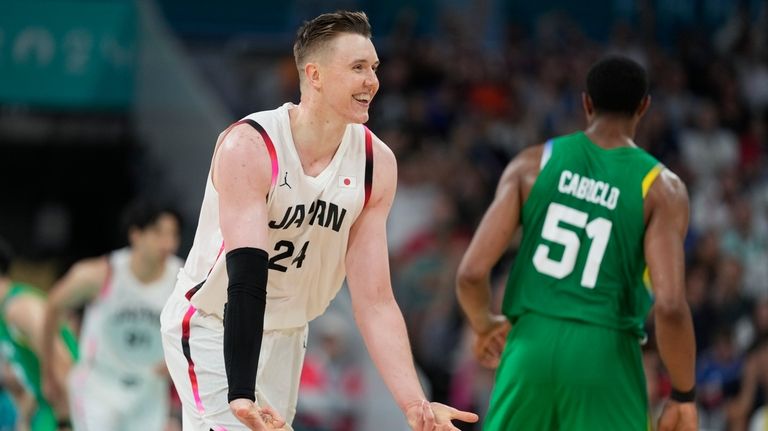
[[213, 124, 284, 430], [2, 362, 34, 431], [645, 170, 695, 392], [41, 257, 106, 415], [457, 150, 528, 331], [645, 170, 697, 430], [347, 138, 477, 429], [8, 295, 75, 420], [6, 294, 72, 375], [456, 146, 541, 367]]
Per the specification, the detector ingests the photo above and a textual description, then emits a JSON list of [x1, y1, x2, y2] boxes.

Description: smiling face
[[307, 33, 379, 124]]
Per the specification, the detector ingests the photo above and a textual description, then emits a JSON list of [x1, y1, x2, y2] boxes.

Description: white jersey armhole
[[540, 139, 553, 170]]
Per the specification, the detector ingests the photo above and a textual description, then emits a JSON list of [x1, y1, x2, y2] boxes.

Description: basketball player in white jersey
[[160, 10, 478, 431], [41, 201, 183, 431]]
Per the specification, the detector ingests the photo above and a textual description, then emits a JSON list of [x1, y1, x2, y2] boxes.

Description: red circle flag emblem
[[338, 176, 357, 188]]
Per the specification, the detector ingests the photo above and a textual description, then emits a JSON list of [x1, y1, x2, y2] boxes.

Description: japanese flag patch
[[338, 176, 357, 188]]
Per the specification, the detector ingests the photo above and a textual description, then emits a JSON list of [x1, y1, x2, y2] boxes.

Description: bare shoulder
[[499, 144, 545, 190], [647, 168, 689, 209], [5, 291, 44, 324], [219, 122, 267, 151], [213, 122, 273, 190], [69, 256, 110, 280]]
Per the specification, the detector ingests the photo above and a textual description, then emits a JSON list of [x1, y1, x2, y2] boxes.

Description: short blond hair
[[293, 11, 371, 73]]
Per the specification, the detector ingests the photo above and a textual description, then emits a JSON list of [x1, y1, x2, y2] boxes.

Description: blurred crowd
[[2, 2, 768, 431], [280, 5, 768, 431]]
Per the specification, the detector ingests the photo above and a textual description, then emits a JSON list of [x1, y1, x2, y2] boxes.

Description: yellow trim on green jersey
[[642, 164, 662, 199]]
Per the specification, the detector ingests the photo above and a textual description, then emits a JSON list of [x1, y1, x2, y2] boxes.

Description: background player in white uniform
[[160, 10, 478, 431], [42, 201, 182, 431]]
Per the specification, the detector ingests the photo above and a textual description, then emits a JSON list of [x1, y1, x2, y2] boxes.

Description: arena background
[[1, 1, 767, 430]]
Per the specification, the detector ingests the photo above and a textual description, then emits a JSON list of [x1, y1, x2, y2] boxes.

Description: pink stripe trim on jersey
[[97, 255, 113, 299], [181, 305, 203, 414], [223, 120, 279, 190], [215, 241, 225, 265], [184, 241, 225, 301], [239, 119, 279, 190], [180, 304, 229, 431]]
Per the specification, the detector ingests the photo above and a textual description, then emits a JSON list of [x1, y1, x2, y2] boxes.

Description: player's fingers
[[680, 410, 697, 431], [479, 355, 500, 369], [259, 406, 286, 426], [422, 400, 436, 430], [485, 335, 503, 356], [495, 328, 508, 344], [447, 406, 479, 423], [234, 406, 268, 431], [656, 408, 677, 431], [479, 332, 503, 357]]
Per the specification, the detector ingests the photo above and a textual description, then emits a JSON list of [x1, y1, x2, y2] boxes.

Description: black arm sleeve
[[223, 247, 269, 403]]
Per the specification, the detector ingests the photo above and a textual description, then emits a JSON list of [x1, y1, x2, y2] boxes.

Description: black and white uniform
[[161, 103, 373, 430], [71, 247, 181, 431]]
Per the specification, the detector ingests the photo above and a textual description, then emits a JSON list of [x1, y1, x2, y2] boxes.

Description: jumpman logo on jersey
[[279, 172, 291, 189]]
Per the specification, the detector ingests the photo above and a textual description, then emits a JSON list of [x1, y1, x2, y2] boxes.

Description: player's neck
[[129, 252, 165, 285], [289, 101, 348, 158], [584, 117, 638, 149]]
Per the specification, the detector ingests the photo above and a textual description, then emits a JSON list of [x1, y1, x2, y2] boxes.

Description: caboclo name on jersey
[[557, 170, 620, 210]]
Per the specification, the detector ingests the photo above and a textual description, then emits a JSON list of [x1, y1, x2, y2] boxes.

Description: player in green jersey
[[456, 56, 697, 431], [0, 237, 78, 431]]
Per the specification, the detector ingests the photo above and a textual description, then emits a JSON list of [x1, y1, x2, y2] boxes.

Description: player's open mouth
[[353, 94, 371, 105]]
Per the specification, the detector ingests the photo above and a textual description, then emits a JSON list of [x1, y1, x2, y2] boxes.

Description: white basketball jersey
[[79, 248, 182, 376], [178, 103, 372, 330]]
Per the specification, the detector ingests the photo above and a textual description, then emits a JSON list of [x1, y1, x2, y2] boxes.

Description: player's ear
[[305, 62, 321, 90], [128, 227, 141, 246], [636, 95, 651, 119], [582, 92, 594, 117]]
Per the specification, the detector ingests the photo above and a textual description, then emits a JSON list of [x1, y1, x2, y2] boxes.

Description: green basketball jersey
[[503, 132, 662, 337], [0, 282, 78, 430]]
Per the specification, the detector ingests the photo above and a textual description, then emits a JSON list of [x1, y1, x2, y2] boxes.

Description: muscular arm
[[348, 139, 478, 429], [213, 123, 280, 428], [41, 257, 106, 415], [213, 123, 272, 252], [43, 258, 106, 362], [645, 170, 696, 393], [346, 140, 426, 411], [456, 146, 541, 333], [8, 295, 59, 366]]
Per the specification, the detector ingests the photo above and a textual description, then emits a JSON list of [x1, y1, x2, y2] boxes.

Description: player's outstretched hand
[[230, 398, 287, 430], [657, 400, 698, 431], [473, 315, 511, 369], [405, 400, 479, 430]]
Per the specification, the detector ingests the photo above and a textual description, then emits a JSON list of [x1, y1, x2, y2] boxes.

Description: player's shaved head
[[587, 56, 649, 116]]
